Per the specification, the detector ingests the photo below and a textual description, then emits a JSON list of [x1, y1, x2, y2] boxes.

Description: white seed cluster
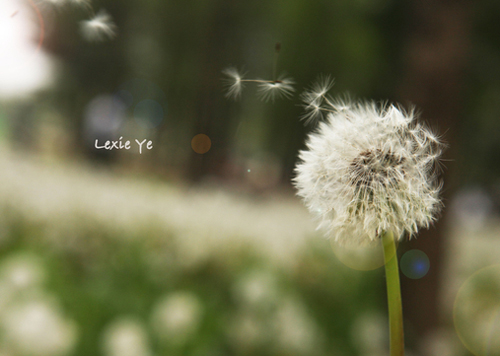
[[294, 98, 444, 246]]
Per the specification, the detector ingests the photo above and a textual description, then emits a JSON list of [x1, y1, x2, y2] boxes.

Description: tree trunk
[[397, 0, 472, 352]]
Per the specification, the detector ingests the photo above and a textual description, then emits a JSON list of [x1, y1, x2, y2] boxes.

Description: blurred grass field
[[0, 145, 388, 356], [1, 144, 499, 356]]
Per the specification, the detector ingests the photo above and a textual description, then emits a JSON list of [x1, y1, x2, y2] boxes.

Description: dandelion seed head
[[80, 9, 117, 42], [257, 76, 295, 102], [222, 67, 245, 100], [294, 100, 444, 246]]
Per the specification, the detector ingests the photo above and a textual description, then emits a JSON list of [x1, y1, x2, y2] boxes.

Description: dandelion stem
[[321, 94, 336, 109], [382, 230, 405, 356], [273, 42, 281, 82], [240, 79, 274, 84]]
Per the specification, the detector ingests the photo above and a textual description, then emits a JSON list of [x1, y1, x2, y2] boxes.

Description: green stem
[[273, 43, 281, 82], [382, 230, 405, 356]]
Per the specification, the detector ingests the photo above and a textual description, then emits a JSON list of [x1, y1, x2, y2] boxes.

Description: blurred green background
[[1, 0, 500, 355]]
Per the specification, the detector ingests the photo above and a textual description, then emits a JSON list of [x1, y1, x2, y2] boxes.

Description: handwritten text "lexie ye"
[[95, 138, 153, 154]]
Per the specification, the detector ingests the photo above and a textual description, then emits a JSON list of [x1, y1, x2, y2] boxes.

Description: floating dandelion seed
[[222, 43, 295, 101], [294, 97, 444, 247], [222, 67, 246, 100], [257, 76, 295, 102], [221, 70, 295, 102], [80, 9, 117, 42]]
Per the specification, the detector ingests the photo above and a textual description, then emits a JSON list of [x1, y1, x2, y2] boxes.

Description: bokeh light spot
[[454, 265, 500, 356], [400, 249, 430, 279], [191, 134, 211, 154], [330, 238, 397, 271], [134, 99, 164, 128]]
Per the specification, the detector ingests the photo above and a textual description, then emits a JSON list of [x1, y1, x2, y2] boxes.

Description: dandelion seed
[[222, 67, 245, 100], [294, 99, 444, 246], [80, 9, 117, 42], [305, 75, 335, 103], [222, 44, 295, 102], [257, 76, 295, 102], [300, 75, 336, 125]]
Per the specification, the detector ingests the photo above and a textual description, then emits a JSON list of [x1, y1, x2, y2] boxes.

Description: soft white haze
[[0, 0, 53, 99]]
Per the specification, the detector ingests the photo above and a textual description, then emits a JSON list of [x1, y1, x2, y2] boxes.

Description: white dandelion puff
[[256, 76, 295, 102], [80, 9, 117, 42], [222, 67, 246, 100], [294, 99, 444, 246]]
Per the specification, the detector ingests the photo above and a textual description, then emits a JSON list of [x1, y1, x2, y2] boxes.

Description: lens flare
[[454, 265, 500, 356], [330, 238, 397, 271], [191, 134, 211, 154], [400, 249, 430, 279]]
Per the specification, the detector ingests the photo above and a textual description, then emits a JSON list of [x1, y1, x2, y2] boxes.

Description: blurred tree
[[396, 0, 472, 352]]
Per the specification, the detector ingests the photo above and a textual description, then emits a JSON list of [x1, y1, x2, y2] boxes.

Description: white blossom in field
[[80, 9, 117, 42], [228, 312, 266, 348], [150, 291, 203, 345], [0, 253, 45, 290], [233, 269, 279, 309], [101, 318, 151, 356], [0, 299, 77, 356], [294, 95, 444, 246], [272, 297, 321, 354]]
